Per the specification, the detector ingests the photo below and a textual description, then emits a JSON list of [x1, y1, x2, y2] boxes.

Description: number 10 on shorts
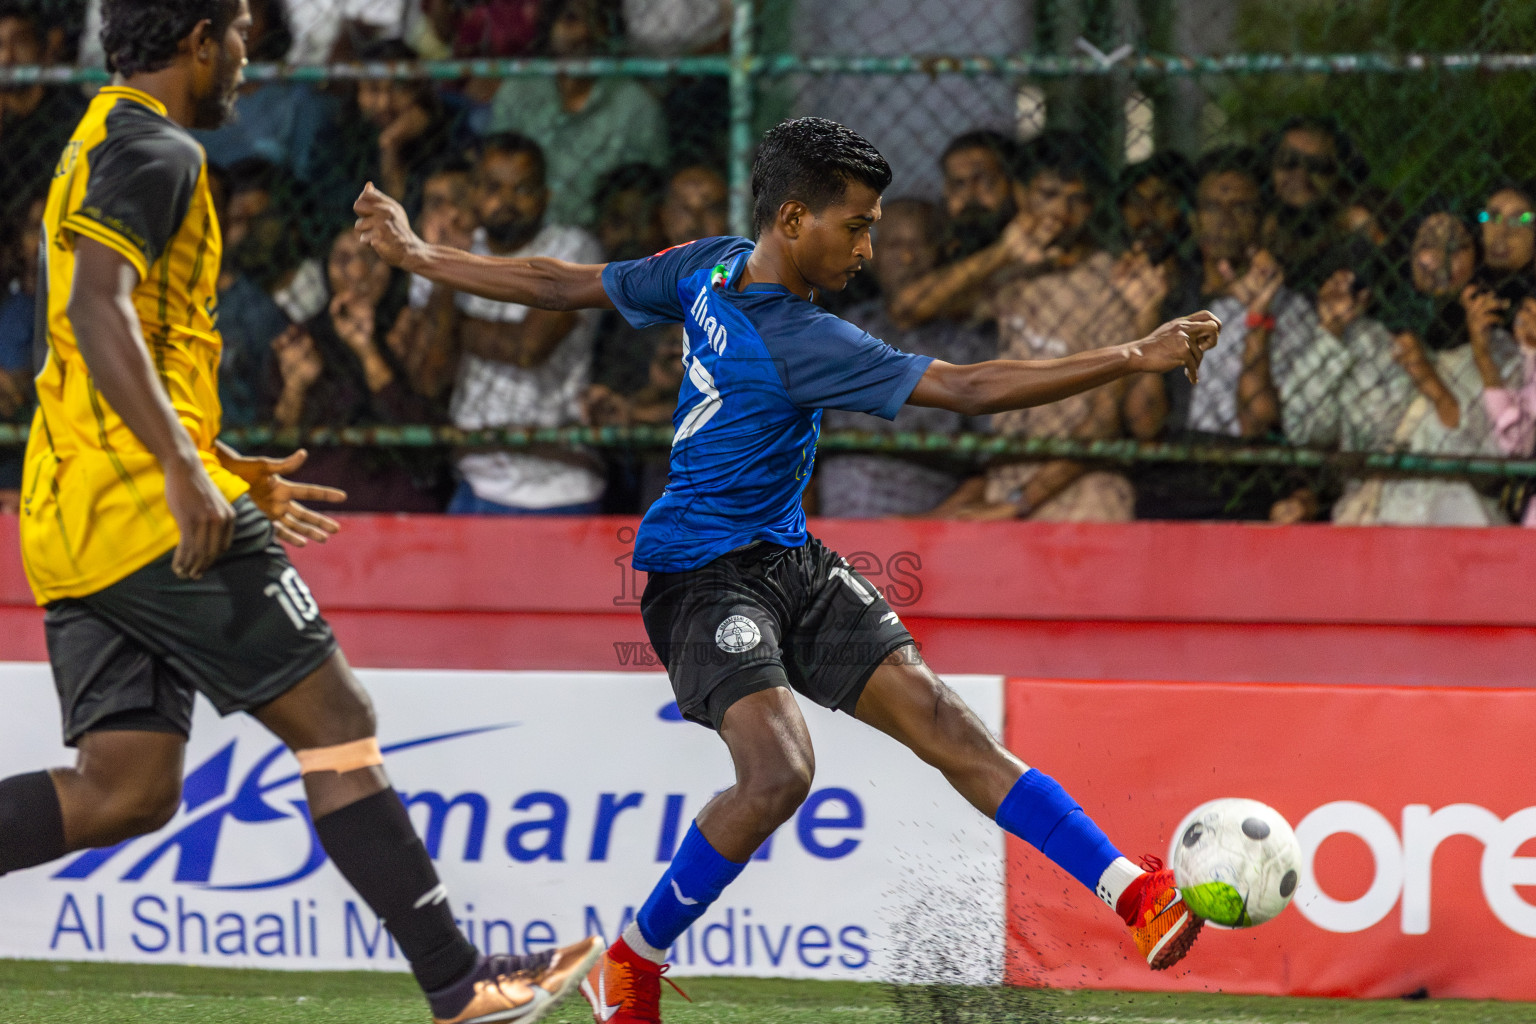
[[265, 566, 320, 630]]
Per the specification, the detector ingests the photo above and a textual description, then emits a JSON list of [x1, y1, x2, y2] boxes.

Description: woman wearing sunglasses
[[1475, 183, 1536, 292], [1460, 183, 1536, 371]]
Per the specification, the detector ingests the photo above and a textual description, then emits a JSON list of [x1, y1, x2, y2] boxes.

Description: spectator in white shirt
[[442, 134, 606, 514]]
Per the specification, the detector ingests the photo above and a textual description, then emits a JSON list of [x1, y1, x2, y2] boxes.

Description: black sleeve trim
[[69, 104, 201, 272]]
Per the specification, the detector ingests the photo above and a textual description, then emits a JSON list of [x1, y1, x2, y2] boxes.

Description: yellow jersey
[[20, 86, 247, 604]]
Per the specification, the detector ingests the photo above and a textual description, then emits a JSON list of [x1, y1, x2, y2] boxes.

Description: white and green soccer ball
[[1168, 798, 1301, 928]]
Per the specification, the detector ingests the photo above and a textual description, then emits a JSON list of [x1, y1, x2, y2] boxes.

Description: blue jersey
[[602, 237, 933, 572]]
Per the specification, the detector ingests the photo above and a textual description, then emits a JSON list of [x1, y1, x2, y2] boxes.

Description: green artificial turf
[[0, 959, 1529, 1023]]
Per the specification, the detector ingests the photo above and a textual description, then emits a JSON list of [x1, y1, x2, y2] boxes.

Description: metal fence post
[[729, 0, 757, 238]]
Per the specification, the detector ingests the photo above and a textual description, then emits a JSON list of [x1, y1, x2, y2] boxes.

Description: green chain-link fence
[[1, 0, 1534, 522]]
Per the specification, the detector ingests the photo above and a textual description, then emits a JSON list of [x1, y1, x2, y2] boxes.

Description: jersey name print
[[687, 274, 731, 355], [20, 86, 246, 604], [602, 237, 932, 573]]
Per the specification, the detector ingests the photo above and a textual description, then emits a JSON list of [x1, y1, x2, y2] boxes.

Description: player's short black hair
[[751, 117, 892, 236], [101, 0, 242, 76], [1193, 145, 1265, 190], [940, 129, 1018, 176], [1017, 129, 1109, 195], [478, 132, 547, 187]]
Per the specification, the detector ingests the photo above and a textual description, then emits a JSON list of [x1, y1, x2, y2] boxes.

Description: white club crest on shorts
[[715, 614, 761, 653]]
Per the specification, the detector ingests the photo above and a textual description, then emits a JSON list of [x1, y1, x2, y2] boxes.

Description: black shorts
[[640, 535, 916, 730], [45, 495, 338, 746]]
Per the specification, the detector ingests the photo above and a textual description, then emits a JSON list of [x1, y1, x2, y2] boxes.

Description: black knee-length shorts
[[45, 496, 337, 745], [640, 535, 916, 730]]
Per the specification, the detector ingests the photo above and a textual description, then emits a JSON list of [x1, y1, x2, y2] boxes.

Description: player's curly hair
[[100, 0, 241, 77], [752, 118, 892, 236]]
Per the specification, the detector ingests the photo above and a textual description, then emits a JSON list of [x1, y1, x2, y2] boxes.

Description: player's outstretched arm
[[908, 310, 1221, 416], [70, 238, 235, 579], [353, 183, 614, 312]]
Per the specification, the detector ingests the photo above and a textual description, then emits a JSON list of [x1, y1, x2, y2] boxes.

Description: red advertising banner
[[5, 517, 1536, 688], [1004, 678, 1536, 999]]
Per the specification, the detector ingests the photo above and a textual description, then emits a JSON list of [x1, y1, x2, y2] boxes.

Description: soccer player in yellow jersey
[[1, 3, 599, 1020]]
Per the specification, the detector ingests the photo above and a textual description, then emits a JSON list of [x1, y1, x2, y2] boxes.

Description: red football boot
[[1120, 855, 1203, 971], [580, 936, 690, 1023]]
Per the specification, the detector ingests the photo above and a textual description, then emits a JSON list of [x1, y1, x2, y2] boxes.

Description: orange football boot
[[581, 936, 690, 1023], [1123, 855, 1203, 971]]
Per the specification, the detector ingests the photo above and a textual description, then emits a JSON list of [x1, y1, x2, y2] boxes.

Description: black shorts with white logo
[[640, 535, 916, 730], [45, 495, 337, 746]]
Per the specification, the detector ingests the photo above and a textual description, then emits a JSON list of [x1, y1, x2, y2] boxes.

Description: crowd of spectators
[[0, 0, 1532, 526]]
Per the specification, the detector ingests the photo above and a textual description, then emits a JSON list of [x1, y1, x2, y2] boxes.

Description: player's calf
[[71, 773, 181, 845], [702, 686, 816, 861], [856, 655, 1022, 806], [722, 765, 812, 841], [0, 740, 181, 876], [49, 729, 186, 850]]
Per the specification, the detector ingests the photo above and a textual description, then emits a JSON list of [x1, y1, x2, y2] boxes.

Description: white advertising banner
[[0, 666, 1005, 983]]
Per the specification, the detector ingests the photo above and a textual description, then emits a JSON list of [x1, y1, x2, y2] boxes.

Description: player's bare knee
[[343, 691, 378, 740], [928, 684, 999, 762], [265, 658, 379, 749], [314, 663, 378, 741], [741, 781, 809, 828], [136, 785, 182, 833], [98, 776, 181, 841], [738, 760, 813, 826]]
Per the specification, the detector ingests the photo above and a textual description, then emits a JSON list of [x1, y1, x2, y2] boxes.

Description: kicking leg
[[588, 684, 813, 1022], [255, 650, 599, 1022], [853, 646, 1201, 970], [0, 728, 183, 875]]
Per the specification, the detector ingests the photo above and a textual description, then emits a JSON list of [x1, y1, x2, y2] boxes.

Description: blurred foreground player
[[1, 3, 598, 1020], [356, 117, 1220, 1022]]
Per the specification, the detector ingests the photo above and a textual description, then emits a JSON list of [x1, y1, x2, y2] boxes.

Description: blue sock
[[633, 823, 747, 953], [995, 769, 1123, 895]]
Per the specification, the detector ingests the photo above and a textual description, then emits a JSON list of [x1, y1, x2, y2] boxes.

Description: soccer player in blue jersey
[[355, 117, 1220, 1023]]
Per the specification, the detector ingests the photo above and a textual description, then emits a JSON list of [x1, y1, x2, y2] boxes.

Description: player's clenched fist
[[1126, 309, 1222, 384], [353, 182, 422, 270]]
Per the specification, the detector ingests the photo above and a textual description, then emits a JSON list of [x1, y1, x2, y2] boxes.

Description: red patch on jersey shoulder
[[645, 240, 697, 260]]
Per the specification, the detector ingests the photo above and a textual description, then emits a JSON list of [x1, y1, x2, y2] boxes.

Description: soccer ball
[[1168, 798, 1301, 928]]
